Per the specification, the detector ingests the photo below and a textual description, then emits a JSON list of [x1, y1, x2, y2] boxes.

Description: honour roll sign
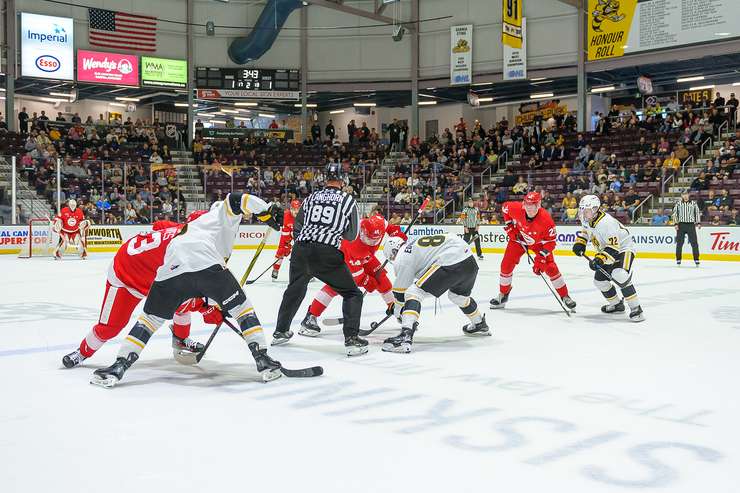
[[77, 50, 139, 86], [450, 25, 473, 86]]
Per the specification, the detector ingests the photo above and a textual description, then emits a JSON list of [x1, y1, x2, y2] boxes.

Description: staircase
[[0, 156, 55, 223], [171, 150, 207, 214], [359, 152, 409, 215]]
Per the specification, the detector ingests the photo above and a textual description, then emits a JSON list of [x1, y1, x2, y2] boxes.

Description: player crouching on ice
[[90, 193, 285, 388], [297, 214, 406, 337], [53, 199, 90, 260], [573, 194, 645, 322], [381, 233, 489, 353], [272, 199, 301, 281], [490, 192, 576, 311]]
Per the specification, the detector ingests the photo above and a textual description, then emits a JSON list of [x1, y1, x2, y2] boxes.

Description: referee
[[272, 164, 368, 356], [461, 199, 483, 260], [672, 190, 702, 266]]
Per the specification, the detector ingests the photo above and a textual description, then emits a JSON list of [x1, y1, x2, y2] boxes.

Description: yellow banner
[[587, 0, 637, 61], [502, 0, 523, 49]]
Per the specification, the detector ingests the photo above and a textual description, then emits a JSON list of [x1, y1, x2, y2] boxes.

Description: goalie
[[53, 199, 89, 259]]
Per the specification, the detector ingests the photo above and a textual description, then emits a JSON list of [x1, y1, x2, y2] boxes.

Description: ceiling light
[[732, 82, 740, 86], [529, 77, 547, 81], [714, 32, 731, 36], [425, 87, 436, 90], [419, 94, 435, 98], [209, 120, 226, 124], [109, 102, 127, 107], [196, 113, 215, 117], [0, 88, 6, 92], [259, 113, 276, 118], [418, 101, 437, 105], [591, 85, 615, 93], [530, 80, 553, 85], [530, 92, 554, 99], [472, 82, 493, 86], [690, 85, 715, 91], [234, 116, 251, 121], [477, 97, 494, 103], [174, 103, 197, 107], [115, 96, 141, 102], [294, 103, 317, 108], [353, 103, 376, 107], [330, 110, 345, 114], [49, 92, 73, 98], [676, 76, 704, 83], [221, 109, 239, 114], [234, 102, 258, 107], [41, 97, 70, 103]]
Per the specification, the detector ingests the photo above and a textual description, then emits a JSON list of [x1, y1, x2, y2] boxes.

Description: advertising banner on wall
[[196, 88, 300, 100], [450, 25, 473, 86], [588, 0, 740, 61], [20, 12, 74, 80], [502, 0, 523, 49], [141, 57, 187, 88], [77, 50, 139, 86], [503, 17, 527, 81]]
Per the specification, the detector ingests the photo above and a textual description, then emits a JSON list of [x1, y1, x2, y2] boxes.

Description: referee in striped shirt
[[273, 164, 368, 356], [672, 190, 702, 266], [461, 199, 484, 259]]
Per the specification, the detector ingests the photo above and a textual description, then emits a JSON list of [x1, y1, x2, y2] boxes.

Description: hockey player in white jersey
[[572, 195, 645, 322], [91, 193, 285, 387], [381, 233, 489, 353]]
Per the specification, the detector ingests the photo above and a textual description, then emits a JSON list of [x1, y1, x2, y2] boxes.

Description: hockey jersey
[[391, 234, 472, 291], [577, 211, 635, 258], [155, 193, 269, 282], [56, 207, 85, 234], [502, 201, 557, 252], [341, 220, 408, 283]]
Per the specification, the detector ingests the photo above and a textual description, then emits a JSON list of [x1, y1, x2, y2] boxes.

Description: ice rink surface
[[2, 251, 739, 493]]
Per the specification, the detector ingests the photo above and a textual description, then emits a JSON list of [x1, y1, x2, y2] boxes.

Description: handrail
[[700, 136, 713, 157], [717, 119, 729, 140], [631, 193, 653, 223]]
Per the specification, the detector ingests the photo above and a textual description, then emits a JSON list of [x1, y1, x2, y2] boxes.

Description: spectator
[[651, 209, 670, 225], [710, 214, 721, 226], [269, 119, 279, 130], [690, 172, 708, 191], [18, 107, 29, 133], [325, 119, 336, 141], [512, 176, 528, 194]]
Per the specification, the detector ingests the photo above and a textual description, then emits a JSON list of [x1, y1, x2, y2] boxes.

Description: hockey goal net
[[17, 217, 57, 258]]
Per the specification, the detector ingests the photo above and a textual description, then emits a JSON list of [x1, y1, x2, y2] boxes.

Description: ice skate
[[629, 306, 645, 323], [298, 313, 321, 337], [90, 353, 138, 388], [601, 299, 625, 314], [248, 343, 282, 382], [382, 326, 416, 353], [344, 335, 369, 356], [489, 292, 509, 309], [562, 295, 576, 312], [271, 329, 294, 346], [172, 331, 204, 364], [463, 315, 490, 336], [62, 349, 86, 368], [271, 270, 279, 282]]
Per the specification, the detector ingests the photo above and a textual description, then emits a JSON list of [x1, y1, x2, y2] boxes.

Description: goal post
[[17, 217, 56, 258]]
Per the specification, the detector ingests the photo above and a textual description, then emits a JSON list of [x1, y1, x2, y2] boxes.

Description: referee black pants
[[675, 222, 700, 262], [275, 241, 362, 338], [463, 229, 482, 257]]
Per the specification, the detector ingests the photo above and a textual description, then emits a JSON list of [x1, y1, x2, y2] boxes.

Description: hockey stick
[[519, 242, 572, 317], [583, 254, 614, 281], [240, 228, 273, 285], [245, 258, 281, 285], [220, 318, 323, 377], [323, 197, 431, 329], [357, 234, 482, 336]]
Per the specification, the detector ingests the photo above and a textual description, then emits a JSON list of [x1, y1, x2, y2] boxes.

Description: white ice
[[1, 251, 739, 493]]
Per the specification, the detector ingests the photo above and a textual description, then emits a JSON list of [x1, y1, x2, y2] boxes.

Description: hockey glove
[[572, 242, 586, 257], [200, 305, 224, 326], [589, 253, 607, 272], [256, 203, 283, 231], [532, 250, 549, 275], [504, 221, 518, 242], [359, 275, 378, 293]]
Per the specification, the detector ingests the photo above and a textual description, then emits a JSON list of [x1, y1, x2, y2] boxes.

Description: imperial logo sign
[[77, 50, 139, 86], [21, 12, 74, 80]]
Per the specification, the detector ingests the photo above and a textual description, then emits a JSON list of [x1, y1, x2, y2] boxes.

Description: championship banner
[[196, 89, 300, 100], [503, 17, 526, 80], [502, 0, 523, 49], [589, 0, 740, 61], [450, 25, 473, 86]]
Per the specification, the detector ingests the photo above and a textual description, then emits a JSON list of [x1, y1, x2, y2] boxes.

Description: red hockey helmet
[[359, 215, 386, 246], [186, 209, 208, 223], [290, 199, 301, 210], [523, 191, 541, 217]]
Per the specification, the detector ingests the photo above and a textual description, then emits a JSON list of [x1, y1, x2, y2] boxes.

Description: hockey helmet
[[578, 194, 601, 224], [290, 199, 301, 211], [523, 191, 541, 217], [68, 199, 77, 211], [187, 209, 208, 223], [382, 235, 405, 262], [360, 215, 386, 246]]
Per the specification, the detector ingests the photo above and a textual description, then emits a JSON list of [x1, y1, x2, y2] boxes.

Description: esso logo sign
[[35, 55, 60, 72]]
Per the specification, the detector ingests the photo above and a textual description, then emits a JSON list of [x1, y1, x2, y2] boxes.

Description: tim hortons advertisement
[[1, 225, 737, 260]]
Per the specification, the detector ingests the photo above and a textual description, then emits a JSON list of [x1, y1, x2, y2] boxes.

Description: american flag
[[88, 8, 157, 53]]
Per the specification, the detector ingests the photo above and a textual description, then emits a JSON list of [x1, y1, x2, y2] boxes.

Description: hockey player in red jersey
[[53, 199, 90, 259], [297, 214, 408, 336], [61, 210, 213, 368], [271, 199, 301, 281], [490, 191, 576, 310]]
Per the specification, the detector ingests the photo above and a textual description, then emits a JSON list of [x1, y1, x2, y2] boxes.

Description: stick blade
[[322, 317, 343, 327], [280, 366, 323, 378]]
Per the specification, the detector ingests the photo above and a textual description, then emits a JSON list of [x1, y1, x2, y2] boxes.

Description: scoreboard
[[196, 67, 300, 91]]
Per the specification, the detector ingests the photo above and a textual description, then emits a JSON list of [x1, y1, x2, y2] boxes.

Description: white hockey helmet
[[68, 199, 77, 211], [382, 235, 405, 263], [578, 194, 601, 224]]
